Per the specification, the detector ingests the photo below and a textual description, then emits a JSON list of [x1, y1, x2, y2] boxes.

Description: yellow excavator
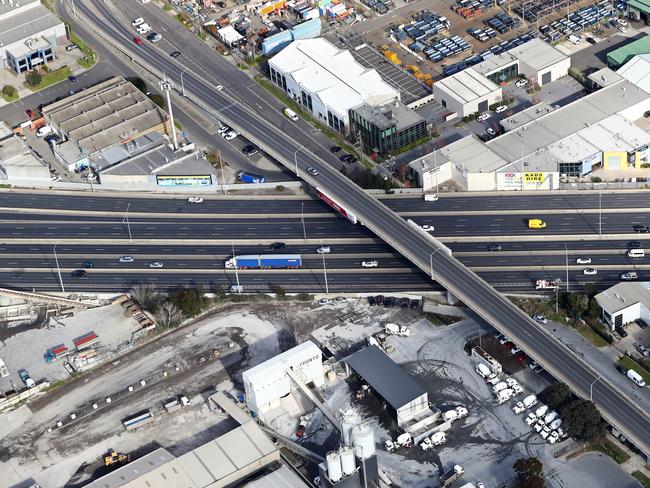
[[104, 450, 129, 467]]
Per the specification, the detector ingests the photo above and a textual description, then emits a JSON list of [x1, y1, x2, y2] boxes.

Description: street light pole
[[53, 243, 65, 293], [232, 241, 241, 293], [599, 192, 602, 237], [433, 145, 439, 195], [123, 203, 133, 244], [565, 242, 569, 293], [429, 248, 441, 280], [320, 240, 329, 295], [294, 149, 300, 178], [180, 67, 190, 97], [301, 202, 307, 240], [590, 375, 601, 402]]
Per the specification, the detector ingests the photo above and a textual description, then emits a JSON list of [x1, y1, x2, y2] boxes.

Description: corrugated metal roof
[[243, 465, 309, 487], [596, 282, 650, 314], [343, 345, 426, 410], [607, 35, 650, 68]]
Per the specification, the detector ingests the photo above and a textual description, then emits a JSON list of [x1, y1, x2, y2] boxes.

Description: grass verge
[[70, 31, 96, 69], [1, 91, 18, 102], [633, 471, 650, 488], [576, 324, 609, 347], [424, 312, 461, 326], [26, 66, 72, 92], [589, 439, 630, 464], [618, 356, 650, 385]]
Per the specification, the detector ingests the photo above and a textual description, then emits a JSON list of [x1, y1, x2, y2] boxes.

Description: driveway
[[547, 452, 640, 488]]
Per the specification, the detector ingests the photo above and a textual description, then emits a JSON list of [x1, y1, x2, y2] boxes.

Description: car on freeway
[[494, 105, 507, 113], [583, 268, 597, 275], [621, 271, 638, 280], [515, 78, 528, 88], [242, 145, 259, 156], [68, 76, 77, 83], [477, 113, 490, 122], [170, 51, 182, 57], [216, 85, 223, 91], [420, 224, 434, 232], [615, 364, 628, 375], [71, 269, 87, 278], [270, 242, 286, 250], [486, 127, 496, 137], [361, 260, 378, 268], [330, 146, 342, 153], [82, 260, 93, 269], [316, 246, 330, 254], [132, 17, 145, 26], [307, 167, 319, 176], [133, 36, 143, 45], [118, 256, 135, 263], [224, 130, 238, 140], [576, 257, 591, 264], [187, 196, 203, 204], [487, 244, 502, 252], [149, 261, 164, 268], [633, 224, 650, 233], [532, 314, 548, 324]]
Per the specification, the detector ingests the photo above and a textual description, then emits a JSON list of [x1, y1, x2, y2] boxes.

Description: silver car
[[149, 261, 164, 268], [118, 256, 135, 263]]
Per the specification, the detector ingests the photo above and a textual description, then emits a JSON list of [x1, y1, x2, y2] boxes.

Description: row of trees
[[131, 285, 209, 330]]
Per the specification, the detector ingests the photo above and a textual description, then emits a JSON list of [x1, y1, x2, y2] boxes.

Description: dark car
[[216, 1, 226, 7], [342, 154, 358, 163], [488, 244, 502, 252], [628, 241, 643, 249], [71, 269, 87, 278], [170, 51, 182, 58], [375, 295, 384, 305], [68, 76, 77, 83], [586, 37, 597, 45], [615, 364, 628, 375], [242, 145, 259, 156], [270, 242, 286, 250], [82, 260, 93, 269], [615, 325, 628, 338], [368, 296, 376, 306], [409, 299, 420, 310], [330, 146, 342, 153], [636, 318, 649, 330], [633, 224, 650, 233], [25, 109, 34, 118], [339, 153, 351, 162], [44, 134, 60, 144]]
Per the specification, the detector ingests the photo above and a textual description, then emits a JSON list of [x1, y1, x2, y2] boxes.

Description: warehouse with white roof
[[268, 38, 399, 132], [431, 67, 502, 117]]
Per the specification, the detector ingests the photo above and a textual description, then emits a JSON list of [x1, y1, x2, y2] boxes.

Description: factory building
[[596, 282, 650, 330], [431, 67, 502, 117], [0, 122, 50, 181], [242, 340, 325, 415], [268, 38, 399, 132], [0, 0, 66, 74]]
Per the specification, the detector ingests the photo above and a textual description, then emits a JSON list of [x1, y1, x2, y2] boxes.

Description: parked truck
[[45, 344, 69, 362], [440, 464, 464, 487], [122, 410, 154, 431], [225, 254, 302, 269], [19, 370, 35, 388], [384, 323, 410, 337], [236, 171, 265, 184], [535, 279, 560, 290], [0, 358, 9, 378]]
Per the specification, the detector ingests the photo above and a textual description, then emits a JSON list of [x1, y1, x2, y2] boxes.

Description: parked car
[[242, 145, 259, 156], [318, 298, 330, 305], [368, 296, 377, 306], [615, 364, 628, 375], [132, 17, 145, 26], [586, 37, 597, 45], [170, 51, 182, 57], [68, 76, 77, 83], [330, 146, 342, 153], [494, 105, 507, 113], [486, 127, 496, 137], [634, 343, 650, 357], [515, 78, 529, 88], [224, 130, 238, 140], [532, 314, 548, 324], [615, 325, 628, 338], [36, 125, 53, 137], [477, 113, 490, 122]]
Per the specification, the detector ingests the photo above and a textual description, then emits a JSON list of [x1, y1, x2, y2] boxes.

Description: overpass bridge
[[72, 0, 650, 460]]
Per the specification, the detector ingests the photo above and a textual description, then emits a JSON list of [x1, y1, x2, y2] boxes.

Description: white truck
[[536, 279, 560, 290], [496, 388, 514, 404], [385, 432, 412, 451], [0, 358, 9, 378], [384, 323, 410, 337], [421, 433, 447, 451], [475, 363, 496, 380], [627, 368, 646, 387]]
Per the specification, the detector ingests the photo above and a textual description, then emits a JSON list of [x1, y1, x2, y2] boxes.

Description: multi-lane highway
[[51, 0, 650, 457]]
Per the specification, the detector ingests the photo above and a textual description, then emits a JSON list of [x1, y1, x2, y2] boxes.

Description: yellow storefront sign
[[524, 172, 544, 183]]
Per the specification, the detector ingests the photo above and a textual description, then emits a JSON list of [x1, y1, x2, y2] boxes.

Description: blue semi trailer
[[237, 171, 265, 184], [225, 254, 302, 269]]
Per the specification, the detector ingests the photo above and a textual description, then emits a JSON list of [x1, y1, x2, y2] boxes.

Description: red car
[[515, 352, 528, 363], [504, 341, 515, 350], [25, 109, 34, 118], [133, 36, 143, 45]]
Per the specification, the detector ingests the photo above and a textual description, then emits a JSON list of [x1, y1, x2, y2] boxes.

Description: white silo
[[326, 451, 342, 483], [340, 409, 356, 446], [339, 445, 356, 476], [352, 422, 376, 459]]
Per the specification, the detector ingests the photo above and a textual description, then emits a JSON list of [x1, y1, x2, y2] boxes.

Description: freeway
[[67, 0, 650, 454]]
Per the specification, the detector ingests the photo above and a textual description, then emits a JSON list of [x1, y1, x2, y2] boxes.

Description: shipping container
[[73, 331, 99, 350]]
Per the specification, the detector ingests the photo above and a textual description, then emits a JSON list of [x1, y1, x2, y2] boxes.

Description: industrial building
[[268, 38, 399, 132], [0, 122, 50, 181], [431, 67, 502, 117], [474, 38, 570, 86], [242, 340, 325, 416], [0, 0, 66, 74], [411, 71, 650, 191], [628, 0, 650, 25], [343, 345, 429, 427], [607, 34, 650, 68], [595, 282, 650, 329], [350, 100, 428, 155], [261, 17, 321, 55]]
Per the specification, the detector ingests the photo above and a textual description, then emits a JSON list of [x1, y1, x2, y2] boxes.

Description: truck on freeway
[[225, 254, 302, 269], [535, 279, 560, 290]]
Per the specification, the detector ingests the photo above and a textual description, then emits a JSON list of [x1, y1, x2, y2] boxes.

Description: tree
[[2, 85, 16, 97], [127, 77, 147, 93], [155, 301, 183, 329], [149, 94, 165, 109], [513, 457, 545, 488], [25, 69, 42, 87], [559, 399, 604, 441], [170, 286, 206, 317], [270, 283, 286, 299], [561, 292, 588, 320], [539, 382, 572, 411], [131, 284, 157, 311]]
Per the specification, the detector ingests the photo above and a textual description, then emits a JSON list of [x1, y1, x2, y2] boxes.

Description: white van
[[627, 369, 646, 387], [284, 107, 299, 122], [568, 34, 581, 45], [627, 249, 645, 258]]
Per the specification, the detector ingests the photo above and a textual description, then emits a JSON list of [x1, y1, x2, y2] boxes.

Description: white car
[[532, 314, 548, 324], [188, 196, 204, 204], [525, 412, 537, 426], [307, 167, 319, 176], [486, 127, 496, 136], [420, 224, 434, 232], [576, 257, 591, 264], [512, 402, 525, 415], [224, 130, 238, 140], [583, 268, 597, 275], [217, 125, 230, 135], [541, 426, 552, 440], [616, 18, 628, 26], [216, 84, 223, 91], [511, 346, 522, 355], [316, 246, 330, 254], [534, 420, 545, 432], [149, 261, 164, 268], [455, 406, 468, 418], [494, 105, 507, 113], [36, 125, 53, 137], [362, 260, 378, 268], [618, 26, 627, 32], [477, 113, 490, 122], [515, 79, 529, 88], [550, 418, 562, 430], [132, 17, 145, 26], [318, 298, 330, 305], [118, 256, 135, 263]]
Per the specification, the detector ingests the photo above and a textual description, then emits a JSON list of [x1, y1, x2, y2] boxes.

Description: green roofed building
[[628, 0, 650, 25], [607, 34, 650, 68]]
